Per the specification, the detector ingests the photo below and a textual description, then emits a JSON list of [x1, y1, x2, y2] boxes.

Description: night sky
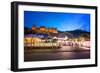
[[24, 11, 90, 32]]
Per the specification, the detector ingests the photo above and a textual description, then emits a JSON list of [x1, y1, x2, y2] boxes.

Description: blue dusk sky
[[24, 11, 90, 32]]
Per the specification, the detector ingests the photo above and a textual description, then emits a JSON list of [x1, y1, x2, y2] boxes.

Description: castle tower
[[32, 25, 36, 30]]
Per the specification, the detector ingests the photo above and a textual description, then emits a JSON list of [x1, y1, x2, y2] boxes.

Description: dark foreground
[[24, 47, 90, 62]]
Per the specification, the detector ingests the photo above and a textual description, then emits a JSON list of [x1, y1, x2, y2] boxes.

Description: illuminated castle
[[32, 25, 58, 34]]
